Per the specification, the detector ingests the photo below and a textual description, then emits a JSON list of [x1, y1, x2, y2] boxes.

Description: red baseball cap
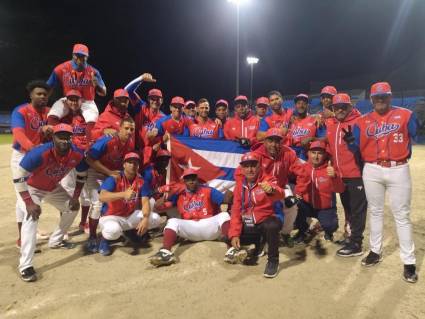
[[240, 152, 260, 164], [53, 123, 73, 134], [113, 88, 129, 98], [185, 100, 196, 108], [66, 90, 82, 98], [256, 97, 270, 107], [148, 88, 163, 98], [72, 43, 89, 56], [124, 152, 140, 162], [265, 128, 284, 139], [309, 140, 327, 151], [215, 99, 229, 108], [171, 96, 185, 106], [182, 168, 199, 179], [321, 86, 337, 96], [234, 95, 248, 103], [332, 93, 351, 105], [294, 94, 309, 102], [370, 82, 392, 97], [156, 149, 171, 158]]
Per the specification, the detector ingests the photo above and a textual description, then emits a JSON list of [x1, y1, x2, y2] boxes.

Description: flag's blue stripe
[[216, 167, 235, 181], [174, 135, 248, 154]]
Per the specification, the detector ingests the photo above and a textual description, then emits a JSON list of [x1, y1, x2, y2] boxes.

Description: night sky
[[1, 0, 424, 112]]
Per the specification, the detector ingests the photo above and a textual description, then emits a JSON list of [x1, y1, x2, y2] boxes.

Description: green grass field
[[0, 134, 12, 144]]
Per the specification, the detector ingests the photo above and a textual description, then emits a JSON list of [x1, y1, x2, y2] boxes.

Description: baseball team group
[[10, 43, 419, 283]]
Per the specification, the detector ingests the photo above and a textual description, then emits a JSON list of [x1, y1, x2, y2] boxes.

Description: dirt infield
[[1, 144, 425, 319]]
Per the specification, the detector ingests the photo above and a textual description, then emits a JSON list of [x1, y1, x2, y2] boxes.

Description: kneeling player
[[226, 152, 284, 278], [97, 152, 161, 256], [293, 141, 345, 243], [150, 169, 231, 266]]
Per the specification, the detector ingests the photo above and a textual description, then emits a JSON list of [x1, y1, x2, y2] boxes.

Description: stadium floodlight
[[246, 56, 259, 65], [247, 56, 259, 103]]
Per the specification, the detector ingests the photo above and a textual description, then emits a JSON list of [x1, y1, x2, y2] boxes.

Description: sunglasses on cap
[[332, 104, 349, 110], [371, 94, 390, 100], [321, 94, 333, 99], [149, 96, 161, 102], [185, 104, 195, 109], [171, 104, 183, 109]]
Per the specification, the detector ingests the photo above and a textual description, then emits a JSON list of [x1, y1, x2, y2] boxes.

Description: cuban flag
[[168, 136, 248, 191]]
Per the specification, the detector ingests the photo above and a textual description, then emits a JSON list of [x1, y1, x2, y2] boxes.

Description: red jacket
[[223, 112, 260, 144], [234, 143, 302, 187], [326, 108, 362, 178], [229, 174, 284, 238], [295, 162, 345, 210], [91, 102, 131, 141]]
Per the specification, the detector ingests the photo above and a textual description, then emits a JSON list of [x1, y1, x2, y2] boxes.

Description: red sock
[[89, 217, 99, 239], [221, 221, 230, 238], [163, 228, 177, 251], [80, 206, 90, 225]]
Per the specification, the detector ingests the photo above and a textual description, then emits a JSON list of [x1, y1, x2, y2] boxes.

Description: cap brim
[[73, 51, 89, 56], [370, 92, 392, 97]]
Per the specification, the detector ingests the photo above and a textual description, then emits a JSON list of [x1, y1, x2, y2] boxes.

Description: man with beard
[[11, 80, 52, 249], [286, 94, 326, 160], [215, 99, 229, 126], [255, 97, 269, 120], [189, 98, 224, 139], [13, 124, 87, 281], [91, 89, 132, 141]]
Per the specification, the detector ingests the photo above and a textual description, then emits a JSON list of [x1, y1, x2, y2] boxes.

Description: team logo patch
[[184, 200, 204, 211], [46, 166, 69, 178], [366, 123, 400, 138], [30, 117, 44, 131], [291, 127, 310, 138], [192, 127, 214, 138]]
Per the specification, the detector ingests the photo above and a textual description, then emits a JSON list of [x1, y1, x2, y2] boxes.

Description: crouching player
[[97, 152, 161, 256], [294, 141, 345, 243], [150, 168, 231, 266], [226, 152, 284, 278]]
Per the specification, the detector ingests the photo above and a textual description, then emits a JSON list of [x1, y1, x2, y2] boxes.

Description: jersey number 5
[[393, 133, 404, 143]]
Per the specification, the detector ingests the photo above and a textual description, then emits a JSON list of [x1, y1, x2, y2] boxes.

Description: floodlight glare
[[247, 56, 259, 65]]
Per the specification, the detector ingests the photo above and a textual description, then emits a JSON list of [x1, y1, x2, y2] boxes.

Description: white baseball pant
[[99, 210, 161, 240], [10, 149, 26, 223], [18, 185, 78, 272], [85, 168, 107, 220], [61, 169, 91, 206], [363, 163, 415, 265], [49, 98, 99, 123], [164, 212, 230, 242]]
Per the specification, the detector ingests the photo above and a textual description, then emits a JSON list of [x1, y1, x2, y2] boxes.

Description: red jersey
[[155, 115, 193, 136], [100, 173, 150, 218], [223, 112, 260, 144], [169, 185, 224, 221], [353, 107, 417, 162], [91, 103, 131, 141], [228, 174, 284, 238], [287, 116, 319, 147], [189, 117, 223, 139], [19, 143, 86, 192], [326, 109, 362, 178], [88, 135, 135, 171], [294, 161, 345, 210], [264, 108, 293, 129], [11, 103, 50, 152], [48, 61, 102, 101]]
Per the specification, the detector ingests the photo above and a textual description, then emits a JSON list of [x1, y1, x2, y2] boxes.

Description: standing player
[[48, 90, 91, 231], [183, 100, 196, 119], [13, 124, 87, 282], [318, 86, 337, 125], [326, 93, 367, 256], [188, 98, 224, 139], [345, 82, 418, 283], [91, 89, 132, 141], [286, 94, 326, 160], [150, 169, 231, 266], [224, 95, 260, 148], [97, 152, 161, 256], [84, 118, 136, 252], [257, 90, 293, 141], [11, 80, 52, 248], [255, 97, 269, 120], [215, 99, 229, 126], [47, 44, 106, 141], [150, 96, 193, 140], [226, 153, 284, 278]]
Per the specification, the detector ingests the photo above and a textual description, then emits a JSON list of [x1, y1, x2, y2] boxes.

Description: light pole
[[228, 0, 246, 96], [247, 56, 259, 103]]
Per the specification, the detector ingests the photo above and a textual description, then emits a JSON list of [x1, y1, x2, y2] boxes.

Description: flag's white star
[[178, 157, 201, 170]]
